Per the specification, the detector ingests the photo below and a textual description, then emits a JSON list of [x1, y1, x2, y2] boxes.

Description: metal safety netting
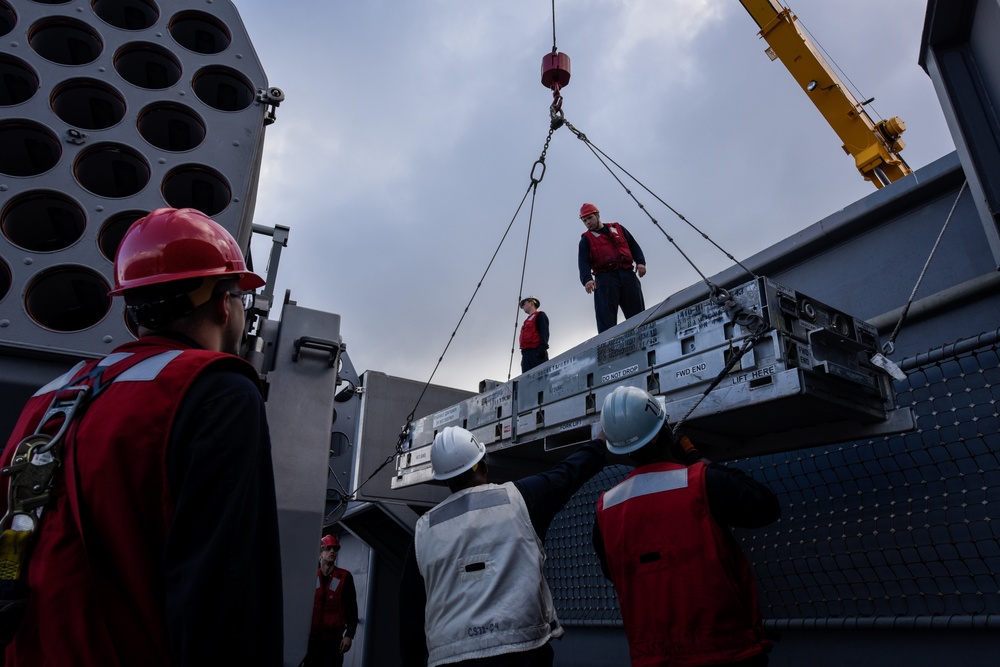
[[544, 328, 1000, 628]]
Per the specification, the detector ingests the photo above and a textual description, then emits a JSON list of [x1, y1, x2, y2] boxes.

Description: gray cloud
[[240, 0, 955, 391]]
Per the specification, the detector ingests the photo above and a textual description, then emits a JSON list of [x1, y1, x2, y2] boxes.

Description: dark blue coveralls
[[578, 224, 646, 333]]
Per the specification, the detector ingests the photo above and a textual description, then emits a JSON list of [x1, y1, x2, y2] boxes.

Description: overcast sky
[[235, 0, 955, 394]]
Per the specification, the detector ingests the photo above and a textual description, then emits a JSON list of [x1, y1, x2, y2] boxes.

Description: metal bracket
[[65, 128, 87, 145], [292, 336, 340, 366], [257, 86, 285, 126]]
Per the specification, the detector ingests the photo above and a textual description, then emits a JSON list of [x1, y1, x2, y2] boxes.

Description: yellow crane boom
[[740, 0, 911, 188]]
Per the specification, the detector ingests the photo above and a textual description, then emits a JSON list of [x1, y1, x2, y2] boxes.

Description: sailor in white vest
[[399, 426, 606, 667]]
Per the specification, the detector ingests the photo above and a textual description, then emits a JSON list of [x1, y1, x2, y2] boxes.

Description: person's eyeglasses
[[228, 290, 255, 311]]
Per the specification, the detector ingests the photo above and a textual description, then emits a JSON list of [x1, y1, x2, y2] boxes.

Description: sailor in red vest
[[593, 386, 780, 667], [518, 296, 550, 372], [0, 208, 283, 666], [305, 534, 359, 667], [577, 203, 647, 333]]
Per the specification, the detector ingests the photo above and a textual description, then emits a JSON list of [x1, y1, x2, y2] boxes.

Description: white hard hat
[[600, 386, 667, 455], [431, 426, 486, 480]]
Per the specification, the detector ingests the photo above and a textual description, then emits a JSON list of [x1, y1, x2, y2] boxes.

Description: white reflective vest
[[414, 481, 563, 666]]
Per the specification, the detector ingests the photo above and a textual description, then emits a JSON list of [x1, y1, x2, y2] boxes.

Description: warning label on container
[[433, 405, 462, 428], [602, 364, 639, 383], [597, 323, 658, 365], [730, 365, 776, 386]]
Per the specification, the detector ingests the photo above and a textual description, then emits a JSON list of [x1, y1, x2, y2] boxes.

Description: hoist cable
[[563, 117, 758, 282], [557, 114, 772, 418], [413, 185, 533, 407], [581, 127, 759, 280], [550, 0, 558, 53], [411, 122, 557, 415], [557, 116, 768, 346], [339, 127, 564, 509], [671, 336, 759, 436], [333, 183, 534, 510], [882, 180, 967, 355], [562, 118, 710, 287], [796, 16, 879, 121], [508, 183, 541, 381], [668, 282, 771, 435], [323, 465, 351, 524]]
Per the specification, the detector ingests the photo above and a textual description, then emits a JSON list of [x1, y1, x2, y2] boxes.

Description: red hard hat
[[109, 208, 264, 296], [321, 534, 340, 549], [579, 203, 599, 219]]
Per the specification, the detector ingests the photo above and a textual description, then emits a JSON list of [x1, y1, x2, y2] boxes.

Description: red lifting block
[[541, 51, 571, 91]]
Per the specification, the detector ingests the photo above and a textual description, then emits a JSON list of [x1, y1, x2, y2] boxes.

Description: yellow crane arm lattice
[[740, 0, 911, 188]]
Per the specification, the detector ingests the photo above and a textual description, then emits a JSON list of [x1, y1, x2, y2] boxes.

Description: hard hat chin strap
[[128, 293, 197, 329], [186, 276, 226, 310], [127, 277, 233, 329]]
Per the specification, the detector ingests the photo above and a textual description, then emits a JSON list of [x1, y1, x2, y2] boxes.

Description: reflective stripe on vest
[[1, 341, 259, 667], [415, 482, 562, 667], [31, 350, 185, 398], [316, 574, 343, 591], [31, 361, 88, 397], [601, 468, 688, 510], [597, 462, 769, 665], [428, 487, 510, 527], [111, 350, 183, 383], [312, 567, 349, 635]]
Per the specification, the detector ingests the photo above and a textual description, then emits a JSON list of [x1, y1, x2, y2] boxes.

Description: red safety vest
[[0, 336, 260, 667], [311, 566, 350, 638], [519, 312, 543, 349], [596, 461, 770, 667], [582, 222, 634, 273]]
